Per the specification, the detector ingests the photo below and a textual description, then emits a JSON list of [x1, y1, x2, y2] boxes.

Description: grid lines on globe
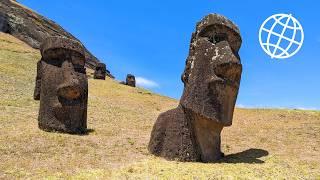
[[259, 14, 304, 59]]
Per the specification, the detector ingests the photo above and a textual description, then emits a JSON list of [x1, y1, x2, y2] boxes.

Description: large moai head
[[37, 36, 88, 134], [180, 14, 242, 126], [148, 14, 242, 162], [94, 63, 106, 80], [126, 74, 136, 87]]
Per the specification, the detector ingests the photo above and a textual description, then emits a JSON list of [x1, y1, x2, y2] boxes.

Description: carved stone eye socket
[[74, 65, 86, 74], [207, 33, 228, 44], [70, 52, 85, 67], [214, 33, 228, 43], [43, 57, 64, 67], [198, 24, 242, 53]]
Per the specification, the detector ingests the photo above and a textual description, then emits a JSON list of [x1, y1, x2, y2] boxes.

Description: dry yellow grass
[[0, 32, 319, 179]]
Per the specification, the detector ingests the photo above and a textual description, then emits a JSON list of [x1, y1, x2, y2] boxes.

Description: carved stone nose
[[57, 83, 81, 100]]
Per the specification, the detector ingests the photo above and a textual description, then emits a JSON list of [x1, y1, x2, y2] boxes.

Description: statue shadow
[[219, 148, 269, 164], [81, 128, 95, 136], [41, 128, 95, 136], [66, 128, 95, 136]]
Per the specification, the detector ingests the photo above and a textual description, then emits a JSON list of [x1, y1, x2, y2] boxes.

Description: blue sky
[[19, 0, 320, 110]]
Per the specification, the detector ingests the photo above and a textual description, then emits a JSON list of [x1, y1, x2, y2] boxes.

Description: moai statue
[[148, 14, 242, 162], [126, 74, 136, 87], [94, 63, 106, 80], [35, 36, 88, 134], [0, 12, 9, 33]]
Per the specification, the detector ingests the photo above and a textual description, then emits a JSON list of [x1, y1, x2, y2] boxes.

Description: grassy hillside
[[0, 32, 319, 179]]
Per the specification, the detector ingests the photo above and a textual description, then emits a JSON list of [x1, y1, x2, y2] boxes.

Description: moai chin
[[148, 14, 242, 162], [35, 36, 88, 134], [126, 74, 136, 87], [94, 63, 106, 80]]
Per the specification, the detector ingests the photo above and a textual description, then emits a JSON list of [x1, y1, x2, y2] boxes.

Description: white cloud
[[236, 104, 250, 108], [236, 104, 319, 111], [295, 107, 319, 111], [136, 77, 159, 88]]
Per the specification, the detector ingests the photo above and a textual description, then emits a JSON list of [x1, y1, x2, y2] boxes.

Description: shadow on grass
[[42, 128, 96, 136], [81, 128, 95, 136], [219, 148, 269, 164]]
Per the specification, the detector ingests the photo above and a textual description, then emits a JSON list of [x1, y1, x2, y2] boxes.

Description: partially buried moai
[[124, 74, 136, 87], [35, 36, 88, 134], [0, 12, 9, 33], [94, 63, 106, 80], [148, 14, 242, 162]]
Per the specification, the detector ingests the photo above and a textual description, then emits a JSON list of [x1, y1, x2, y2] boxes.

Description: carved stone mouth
[[53, 101, 85, 120]]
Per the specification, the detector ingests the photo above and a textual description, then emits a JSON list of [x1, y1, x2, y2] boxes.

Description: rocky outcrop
[[0, 0, 113, 77]]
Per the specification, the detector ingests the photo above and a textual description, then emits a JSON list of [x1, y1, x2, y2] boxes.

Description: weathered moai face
[[126, 74, 136, 87], [37, 37, 88, 134], [180, 14, 242, 126], [94, 63, 106, 80], [148, 14, 243, 162]]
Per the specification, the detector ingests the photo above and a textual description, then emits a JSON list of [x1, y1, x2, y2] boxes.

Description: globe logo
[[259, 14, 304, 59]]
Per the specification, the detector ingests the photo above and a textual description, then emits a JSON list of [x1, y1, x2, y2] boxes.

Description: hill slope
[[0, 33, 319, 179], [0, 0, 113, 78]]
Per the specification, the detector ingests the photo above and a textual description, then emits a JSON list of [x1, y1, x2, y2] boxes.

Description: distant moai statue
[[148, 14, 243, 162], [126, 74, 136, 87], [120, 74, 136, 87], [94, 63, 106, 80], [35, 36, 88, 134], [0, 12, 9, 33]]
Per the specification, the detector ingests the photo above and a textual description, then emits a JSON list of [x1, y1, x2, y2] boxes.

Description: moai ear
[[181, 32, 196, 85], [181, 57, 192, 84], [33, 60, 42, 100]]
